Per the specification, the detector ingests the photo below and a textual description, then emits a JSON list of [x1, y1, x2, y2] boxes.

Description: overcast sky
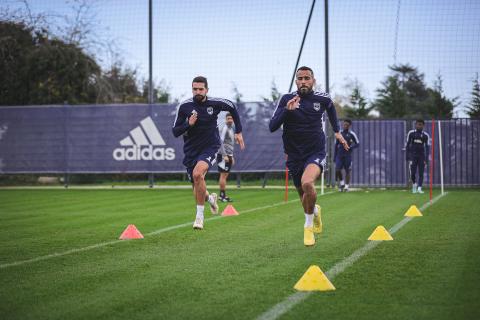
[[3, 0, 480, 116]]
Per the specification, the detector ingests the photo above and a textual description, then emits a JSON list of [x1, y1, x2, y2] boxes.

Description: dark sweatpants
[[410, 156, 426, 187]]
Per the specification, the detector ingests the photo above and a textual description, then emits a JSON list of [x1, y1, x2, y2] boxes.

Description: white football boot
[[193, 217, 204, 230], [208, 193, 219, 215]]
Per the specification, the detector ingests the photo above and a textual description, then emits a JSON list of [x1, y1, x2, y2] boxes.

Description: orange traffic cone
[[221, 204, 239, 216], [119, 224, 144, 240]]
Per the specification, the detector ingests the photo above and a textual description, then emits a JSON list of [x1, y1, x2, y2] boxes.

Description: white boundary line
[[0, 192, 334, 269], [255, 192, 448, 320]]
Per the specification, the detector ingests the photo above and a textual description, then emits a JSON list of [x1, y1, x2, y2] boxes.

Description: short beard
[[298, 86, 312, 96], [194, 94, 205, 103]]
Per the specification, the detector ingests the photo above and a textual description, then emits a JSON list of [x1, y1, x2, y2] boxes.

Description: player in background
[[217, 112, 235, 202], [269, 66, 349, 246], [405, 119, 430, 194], [334, 119, 360, 192], [172, 76, 245, 229]]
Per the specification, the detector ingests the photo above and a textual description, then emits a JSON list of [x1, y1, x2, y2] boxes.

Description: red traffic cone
[[221, 204, 239, 216], [119, 224, 144, 240]]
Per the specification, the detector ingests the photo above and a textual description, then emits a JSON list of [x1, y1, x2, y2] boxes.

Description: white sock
[[196, 205, 204, 219], [304, 213, 314, 228], [313, 205, 319, 216], [345, 184, 349, 189], [340, 180, 345, 186], [418, 186, 422, 191]]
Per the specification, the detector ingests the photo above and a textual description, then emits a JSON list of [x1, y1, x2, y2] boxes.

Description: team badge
[[313, 103, 321, 111], [207, 106, 214, 115]]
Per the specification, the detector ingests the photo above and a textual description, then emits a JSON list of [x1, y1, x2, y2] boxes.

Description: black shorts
[[184, 146, 218, 183], [287, 151, 326, 188], [217, 154, 233, 173], [335, 155, 352, 170]]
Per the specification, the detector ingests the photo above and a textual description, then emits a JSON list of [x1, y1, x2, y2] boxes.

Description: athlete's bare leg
[[192, 161, 210, 205]]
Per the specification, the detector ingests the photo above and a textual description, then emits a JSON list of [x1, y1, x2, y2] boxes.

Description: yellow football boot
[[313, 204, 322, 234], [304, 227, 315, 246]]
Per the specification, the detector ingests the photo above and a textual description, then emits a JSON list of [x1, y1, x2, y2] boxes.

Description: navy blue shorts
[[287, 151, 326, 188], [184, 146, 218, 183], [335, 156, 352, 170]]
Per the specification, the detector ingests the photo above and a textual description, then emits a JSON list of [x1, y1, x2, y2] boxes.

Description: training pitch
[[0, 188, 479, 319]]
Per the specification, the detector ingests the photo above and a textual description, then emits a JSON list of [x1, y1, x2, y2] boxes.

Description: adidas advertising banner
[[0, 104, 286, 173], [1, 105, 478, 186]]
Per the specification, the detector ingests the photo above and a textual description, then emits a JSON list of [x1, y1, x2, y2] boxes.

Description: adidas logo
[[113, 116, 176, 161]]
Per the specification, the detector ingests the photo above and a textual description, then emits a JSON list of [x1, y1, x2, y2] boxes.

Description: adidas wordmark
[[113, 116, 176, 161]]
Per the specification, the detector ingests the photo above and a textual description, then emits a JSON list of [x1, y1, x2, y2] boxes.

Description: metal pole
[[429, 120, 436, 202], [321, 0, 329, 194], [321, 113, 326, 195], [148, 0, 153, 104], [324, 0, 330, 93], [438, 120, 444, 195], [148, 0, 154, 188], [63, 101, 69, 189], [285, 155, 289, 202], [288, 0, 316, 92], [321, 168, 325, 195], [236, 173, 241, 188]]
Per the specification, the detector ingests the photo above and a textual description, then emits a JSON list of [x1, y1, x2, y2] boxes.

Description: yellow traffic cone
[[405, 205, 423, 217], [293, 265, 335, 291], [368, 226, 393, 241]]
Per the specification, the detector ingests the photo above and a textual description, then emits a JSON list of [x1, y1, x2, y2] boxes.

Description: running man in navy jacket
[[269, 66, 348, 246], [173, 76, 245, 229]]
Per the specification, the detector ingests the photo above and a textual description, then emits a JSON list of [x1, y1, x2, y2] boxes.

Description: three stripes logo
[[113, 116, 175, 161]]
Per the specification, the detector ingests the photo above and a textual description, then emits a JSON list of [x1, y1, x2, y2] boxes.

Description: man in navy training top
[[334, 119, 360, 192], [405, 119, 430, 194], [172, 76, 245, 230], [269, 66, 349, 246]]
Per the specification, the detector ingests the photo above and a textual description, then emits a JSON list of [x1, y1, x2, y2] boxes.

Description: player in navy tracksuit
[[405, 119, 430, 194], [172, 76, 245, 229], [334, 119, 360, 192], [269, 66, 349, 246]]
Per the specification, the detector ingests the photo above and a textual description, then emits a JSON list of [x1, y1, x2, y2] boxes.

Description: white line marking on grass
[[255, 192, 447, 320], [0, 192, 335, 269]]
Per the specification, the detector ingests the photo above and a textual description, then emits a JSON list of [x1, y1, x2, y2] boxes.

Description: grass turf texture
[[0, 189, 478, 319]]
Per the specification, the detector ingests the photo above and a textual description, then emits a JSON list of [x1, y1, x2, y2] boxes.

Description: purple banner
[[0, 103, 285, 173], [0, 105, 479, 186]]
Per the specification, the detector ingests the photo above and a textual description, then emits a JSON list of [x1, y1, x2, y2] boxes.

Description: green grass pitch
[[0, 188, 479, 319]]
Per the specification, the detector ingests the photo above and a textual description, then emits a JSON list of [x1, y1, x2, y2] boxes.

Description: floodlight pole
[[148, 0, 154, 188], [324, 0, 330, 94], [321, 0, 330, 195], [63, 101, 69, 189]]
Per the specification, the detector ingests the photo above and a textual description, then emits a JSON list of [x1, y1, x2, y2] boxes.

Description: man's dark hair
[[296, 66, 314, 77], [416, 119, 425, 124], [225, 112, 232, 118], [344, 119, 352, 125], [192, 76, 208, 89]]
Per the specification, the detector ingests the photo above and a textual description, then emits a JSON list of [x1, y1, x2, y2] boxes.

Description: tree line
[[338, 65, 480, 119], [0, 20, 169, 105]]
